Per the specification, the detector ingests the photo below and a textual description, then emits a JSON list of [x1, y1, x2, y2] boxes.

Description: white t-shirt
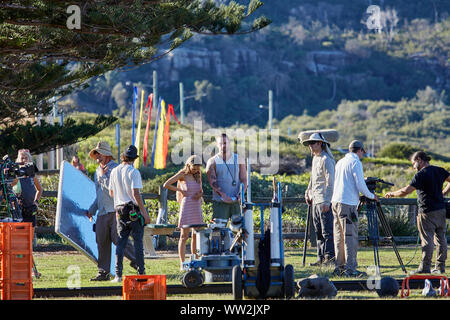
[[108, 163, 143, 208]]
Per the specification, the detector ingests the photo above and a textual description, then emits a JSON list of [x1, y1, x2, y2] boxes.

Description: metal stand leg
[[366, 202, 381, 275], [358, 199, 407, 274], [376, 202, 407, 273], [302, 205, 311, 267]]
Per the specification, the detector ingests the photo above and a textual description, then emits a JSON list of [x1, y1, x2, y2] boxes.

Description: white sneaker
[[111, 276, 122, 283]]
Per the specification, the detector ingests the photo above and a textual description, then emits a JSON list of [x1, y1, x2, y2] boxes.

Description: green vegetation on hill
[[276, 89, 450, 157], [62, 0, 450, 130], [63, 104, 449, 199]]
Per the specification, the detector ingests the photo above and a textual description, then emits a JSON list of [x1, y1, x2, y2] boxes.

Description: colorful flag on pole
[[134, 89, 145, 168], [154, 100, 167, 169], [132, 86, 138, 145], [142, 93, 153, 167], [150, 97, 162, 168], [162, 104, 181, 168]]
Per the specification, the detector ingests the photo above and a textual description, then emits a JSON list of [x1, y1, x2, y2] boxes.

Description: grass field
[[30, 244, 450, 300]]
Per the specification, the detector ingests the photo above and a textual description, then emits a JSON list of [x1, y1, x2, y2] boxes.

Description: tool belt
[[116, 201, 143, 225]]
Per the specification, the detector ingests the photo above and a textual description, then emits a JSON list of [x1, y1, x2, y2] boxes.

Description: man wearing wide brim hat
[[301, 132, 330, 147], [86, 141, 138, 281], [89, 141, 115, 160], [302, 132, 336, 267]]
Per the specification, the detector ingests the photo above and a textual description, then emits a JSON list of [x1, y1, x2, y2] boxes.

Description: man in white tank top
[[206, 133, 247, 221]]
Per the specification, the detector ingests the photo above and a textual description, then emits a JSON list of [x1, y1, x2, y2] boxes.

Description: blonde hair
[[180, 155, 202, 183], [16, 149, 33, 163]]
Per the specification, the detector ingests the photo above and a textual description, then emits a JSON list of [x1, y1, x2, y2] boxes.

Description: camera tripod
[[357, 194, 407, 275], [0, 179, 23, 221]]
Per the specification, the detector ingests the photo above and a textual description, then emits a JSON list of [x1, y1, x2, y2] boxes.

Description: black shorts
[[21, 204, 37, 227]]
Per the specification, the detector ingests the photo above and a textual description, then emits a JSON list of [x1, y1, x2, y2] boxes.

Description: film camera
[[0, 155, 35, 181], [0, 155, 36, 221], [364, 177, 394, 194]]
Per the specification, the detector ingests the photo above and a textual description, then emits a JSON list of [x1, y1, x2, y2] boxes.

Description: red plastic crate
[[0, 253, 32, 281], [401, 275, 450, 298], [0, 223, 33, 254], [123, 275, 166, 300], [0, 280, 33, 300]]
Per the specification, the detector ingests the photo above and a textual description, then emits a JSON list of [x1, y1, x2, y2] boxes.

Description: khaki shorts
[[212, 201, 241, 220]]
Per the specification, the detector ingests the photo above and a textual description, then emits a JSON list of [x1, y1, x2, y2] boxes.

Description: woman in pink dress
[[71, 155, 86, 173], [163, 155, 204, 270]]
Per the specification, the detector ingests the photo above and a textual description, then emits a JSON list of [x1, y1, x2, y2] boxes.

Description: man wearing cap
[[331, 140, 378, 277], [303, 133, 336, 267], [109, 145, 151, 282], [86, 141, 137, 281]]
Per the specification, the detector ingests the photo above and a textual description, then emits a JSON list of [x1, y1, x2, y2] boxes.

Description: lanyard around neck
[[223, 154, 236, 183]]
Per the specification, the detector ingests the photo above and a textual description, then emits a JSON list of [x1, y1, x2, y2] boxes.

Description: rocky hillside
[[60, 0, 450, 129]]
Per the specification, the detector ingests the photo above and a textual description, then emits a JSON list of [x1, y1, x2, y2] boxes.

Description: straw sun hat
[[89, 141, 115, 159]]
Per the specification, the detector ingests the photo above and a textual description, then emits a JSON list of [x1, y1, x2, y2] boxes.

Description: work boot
[[342, 269, 367, 278], [130, 261, 138, 271], [309, 260, 322, 267], [90, 272, 111, 281], [332, 267, 345, 276], [322, 257, 336, 267]]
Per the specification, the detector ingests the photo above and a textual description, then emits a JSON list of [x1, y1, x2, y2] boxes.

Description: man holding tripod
[[332, 140, 378, 277], [385, 151, 450, 274], [303, 133, 336, 267]]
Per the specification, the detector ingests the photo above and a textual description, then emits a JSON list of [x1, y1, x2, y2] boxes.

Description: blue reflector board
[[55, 161, 116, 276]]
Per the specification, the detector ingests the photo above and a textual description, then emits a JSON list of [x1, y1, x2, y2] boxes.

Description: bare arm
[[33, 176, 43, 203], [443, 176, 450, 196], [206, 158, 224, 197], [163, 171, 185, 193], [385, 185, 416, 198]]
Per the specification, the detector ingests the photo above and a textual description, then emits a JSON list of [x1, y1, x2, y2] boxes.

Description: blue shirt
[[88, 160, 118, 216]]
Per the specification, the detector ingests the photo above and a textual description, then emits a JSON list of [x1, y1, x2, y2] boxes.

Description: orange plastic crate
[[0, 253, 32, 281], [0, 223, 33, 254], [123, 275, 166, 300], [0, 280, 33, 300]]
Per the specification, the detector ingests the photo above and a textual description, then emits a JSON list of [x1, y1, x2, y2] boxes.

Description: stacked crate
[[0, 222, 33, 300]]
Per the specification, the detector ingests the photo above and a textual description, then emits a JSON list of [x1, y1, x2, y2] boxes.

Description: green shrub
[[378, 143, 418, 160]]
